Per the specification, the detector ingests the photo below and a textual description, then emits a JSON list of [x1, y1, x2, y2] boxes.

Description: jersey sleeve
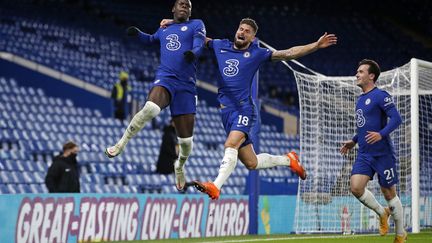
[[207, 39, 214, 50], [190, 20, 206, 57], [259, 47, 272, 64], [209, 39, 223, 52], [379, 91, 396, 111], [138, 28, 160, 44], [378, 91, 402, 137]]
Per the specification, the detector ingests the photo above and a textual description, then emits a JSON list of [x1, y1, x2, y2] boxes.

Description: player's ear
[[369, 73, 375, 82]]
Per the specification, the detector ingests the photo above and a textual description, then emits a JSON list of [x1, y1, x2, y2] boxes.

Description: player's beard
[[234, 39, 248, 49]]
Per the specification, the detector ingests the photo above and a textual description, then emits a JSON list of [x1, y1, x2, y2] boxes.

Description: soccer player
[[340, 59, 406, 243], [162, 18, 336, 199], [105, 0, 206, 191]]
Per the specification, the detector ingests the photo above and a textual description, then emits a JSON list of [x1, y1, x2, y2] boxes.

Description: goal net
[[293, 59, 432, 233]]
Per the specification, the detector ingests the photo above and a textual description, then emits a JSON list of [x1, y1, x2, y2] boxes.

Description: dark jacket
[[45, 154, 80, 193], [156, 125, 178, 174]]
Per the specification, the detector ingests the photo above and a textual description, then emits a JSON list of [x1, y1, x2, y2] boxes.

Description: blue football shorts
[[351, 152, 399, 188], [220, 102, 257, 148], [151, 77, 197, 116]]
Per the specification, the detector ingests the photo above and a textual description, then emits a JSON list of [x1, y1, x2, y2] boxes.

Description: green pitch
[[106, 230, 432, 243]]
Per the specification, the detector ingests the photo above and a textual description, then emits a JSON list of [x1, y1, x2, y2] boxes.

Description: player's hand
[[317, 32, 337, 49], [205, 37, 213, 48], [160, 19, 174, 28], [126, 26, 141, 37], [340, 140, 356, 155], [183, 50, 196, 63], [365, 131, 382, 144]]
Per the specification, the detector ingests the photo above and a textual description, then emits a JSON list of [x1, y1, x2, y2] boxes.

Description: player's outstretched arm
[[126, 26, 141, 36], [126, 26, 158, 45], [271, 32, 337, 61]]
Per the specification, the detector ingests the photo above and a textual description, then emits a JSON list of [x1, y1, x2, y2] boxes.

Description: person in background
[[156, 119, 179, 174], [45, 141, 80, 193], [111, 71, 131, 120]]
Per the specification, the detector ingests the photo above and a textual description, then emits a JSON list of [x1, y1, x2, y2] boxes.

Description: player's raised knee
[[350, 186, 364, 198]]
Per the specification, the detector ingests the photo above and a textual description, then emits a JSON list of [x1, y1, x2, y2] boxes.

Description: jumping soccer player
[[160, 18, 336, 199], [105, 0, 206, 192]]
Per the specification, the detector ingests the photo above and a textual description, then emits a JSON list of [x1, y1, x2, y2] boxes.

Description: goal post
[[289, 58, 432, 234], [410, 58, 432, 233]]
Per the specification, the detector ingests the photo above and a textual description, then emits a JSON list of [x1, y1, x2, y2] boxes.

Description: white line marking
[[197, 234, 380, 243]]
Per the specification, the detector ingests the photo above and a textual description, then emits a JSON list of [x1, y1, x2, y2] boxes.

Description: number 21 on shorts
[[384, 168, 395, 180]]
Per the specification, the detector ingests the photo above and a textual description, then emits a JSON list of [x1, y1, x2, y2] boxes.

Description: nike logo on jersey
[[65, 168, 71, 172], [220, 50, 227, 53]]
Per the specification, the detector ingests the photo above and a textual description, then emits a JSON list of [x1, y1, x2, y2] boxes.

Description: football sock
[[255, 153, 290, 169], [358, 189, 385, 216], [213, 147, 238, 189], [118, 101, 160, 148]]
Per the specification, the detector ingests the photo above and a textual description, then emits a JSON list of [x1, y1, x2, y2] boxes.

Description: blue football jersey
[[208, 39, 272, 106], [354, 87, 402, 155], [144, 19, 206, 84]]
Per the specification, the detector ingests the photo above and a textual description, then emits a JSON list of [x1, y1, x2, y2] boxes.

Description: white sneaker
[[174, 160, 186, 191], [105, 144, 123, 158]]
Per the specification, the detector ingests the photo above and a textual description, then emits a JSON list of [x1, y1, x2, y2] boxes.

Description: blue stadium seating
[[0, 77, 299, 194], [2, 0, 429, 114], [2, 0, 430, 195]]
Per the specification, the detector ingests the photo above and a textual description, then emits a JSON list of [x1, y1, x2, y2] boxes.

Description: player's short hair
[[240, 18, 258, 34], [63, 141, 78, 152], [175, 0, 191, 6], [359, 59, 381, 82]]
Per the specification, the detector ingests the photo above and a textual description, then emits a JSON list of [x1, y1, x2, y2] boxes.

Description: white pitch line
[[197, 234, 380, 243]]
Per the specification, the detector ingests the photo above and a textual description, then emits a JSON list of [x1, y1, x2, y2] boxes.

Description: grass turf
[[105, 230, 432, 243]]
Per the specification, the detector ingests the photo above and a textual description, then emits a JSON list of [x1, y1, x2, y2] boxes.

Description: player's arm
[[160, 19, 173, 28], [126, 26, 158, 44], [340, 138, 356, 155], [205, 37, 213, 49], [380, 107, 402, 137], [271, 32, 337, 61], [366, 95, 402, 144], [366, 106, 402, 144], [184, 21, 207, 63]]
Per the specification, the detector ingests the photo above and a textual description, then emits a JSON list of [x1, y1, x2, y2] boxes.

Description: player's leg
[[105, 86, 170, 157], [172, 114, 195, 191], [238, 145, 306, 180], [194, 130, 244, 200], [169, 84, 197, 191], [350, 157, 390, 237], [351, 174, 390, 235], [375, 154, 406, 241], [381, 185, 406, 241]]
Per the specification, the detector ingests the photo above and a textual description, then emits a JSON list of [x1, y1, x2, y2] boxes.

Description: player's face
[[172, 0, 192, 22], [356, 64, 374, 87], [234, 24, 256, 49]]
